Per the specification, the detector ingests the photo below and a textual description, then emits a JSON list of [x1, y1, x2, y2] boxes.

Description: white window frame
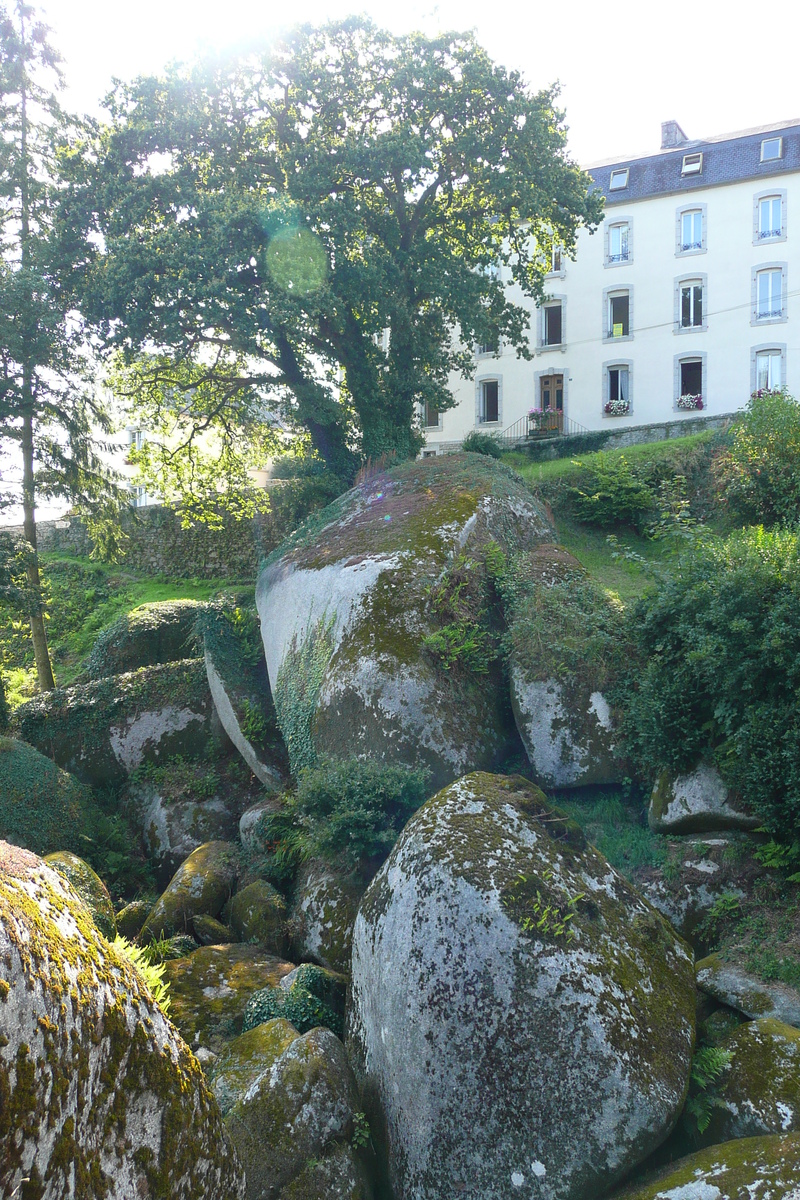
[[674, 274, 708, 334], [475, 340, 500, 359], [539, 296, 566, 350], [602, 360, 633, 417], [751, 263, 788, 325], [681, 152, 703, 176], [761, 137, 783, 162], [602, 286, 633, 342], [422, 400, 443, 431], [753, 189, 787, 245], [750, 344, 787, 393], [127, 428, 145, 451], [673, 353, 707, 411], [546, 245, 566, 278], [676, 204, 707, 256], [475, 375, 503, 426], [604, 217, 633, 268], [608, 168, 629, 191]]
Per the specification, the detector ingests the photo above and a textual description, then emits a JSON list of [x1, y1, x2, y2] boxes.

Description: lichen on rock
[[141, 840, 240, 944], [696, 954, 800, 1027], [0, 840, 244, 1200], [43, 851, 117, 941], [348, 771, 696, 1200], [290, 859, 365, 974], [608, 1132, 800, 1199], [649, 763, 761, 834], [0, 736, 104, 858]]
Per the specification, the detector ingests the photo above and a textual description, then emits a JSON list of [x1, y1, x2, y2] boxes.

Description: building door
[[540, 374, 564, 411]]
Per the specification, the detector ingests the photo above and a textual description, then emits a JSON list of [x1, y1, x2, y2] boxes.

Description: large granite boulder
[[211, 1020, 363, 1200], [12, 659, 213, 788], [227, 878, 288, 954], [649, 763, 761, 833], [162, 942, 295, 1055], [200, 602, 288, 788], [609, 1133, 800, 1199], [86, 599, 205, 678], [290, 859, 366, 974], [0, 840, 244, 1200], [141, 840, 240, 943], [696, 954, 800, 1027], [257, 454, 553, 786], [505, 547, 622, 789], [43, 850, 117, 941], [348, 772, 696, 1200], [699, 1017, 800, 1146], [634, 837, 746, 946], [0, 735, 105, 858]]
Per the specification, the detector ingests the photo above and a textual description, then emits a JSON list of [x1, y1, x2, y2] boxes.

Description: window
[[758, 196, 782, 240], [681, 152, 703, 176], [761, 137, 783, 162], [608, 222, 629, 263], [609, 168, 629, 191], [127, 429, 145, 451], [756, 268, 783, 319], [475, 341, 495, 357], [608, 293, 629, 338], [423, 401, 440, 429], [130, 485, 148, 508], [609, 367, 629, 402], [478, 379, 499, 424], [549, 245, 563, 274], [680, 359, 702, 396], [756, 349, 783, 391], [603, 362, 631, 416], [543, 303, 563, 347], [681, 210, 702, 251], [680, 282, 703, 328]]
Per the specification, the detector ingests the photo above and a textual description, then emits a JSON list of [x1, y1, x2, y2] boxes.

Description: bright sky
[[40, 0, 800, 164]]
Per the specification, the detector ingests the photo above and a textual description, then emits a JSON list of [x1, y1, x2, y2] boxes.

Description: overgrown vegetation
[[422, 546, 505, 675], [461, 431, 503, 458], [718, 389, 800, 525], [112, 935, 172, 1015], [681, 1046, 733, 1138], [256, 757, 431, 883]]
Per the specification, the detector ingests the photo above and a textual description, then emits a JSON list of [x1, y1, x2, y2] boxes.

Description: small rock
[[696, 954, 800, 1027], [227, 878, 288, 954], [193, 913, 235, 945], [291, 859, 365, 974], [649, 763, 761, 834], [141, 840, 240, 943], [278, 1143, 373, 1200], [239, 795, 282, 855], [44, 850, 117, 940], [115, 897, 152, 940], [607, 1132, 800, 1199]]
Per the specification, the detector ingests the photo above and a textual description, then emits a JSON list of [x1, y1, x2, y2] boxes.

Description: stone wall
[[512, 411, 735, 464]]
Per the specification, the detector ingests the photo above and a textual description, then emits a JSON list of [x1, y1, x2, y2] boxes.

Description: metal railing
[[496, 410, 590, 447]]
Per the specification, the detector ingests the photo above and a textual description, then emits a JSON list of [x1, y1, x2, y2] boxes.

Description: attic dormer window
[[681, 152, 703, 176], [761, 137, 783, 162], [609, 168, 629, 191]]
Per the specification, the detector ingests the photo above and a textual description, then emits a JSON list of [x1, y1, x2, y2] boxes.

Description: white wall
[[424, 166, 800, 447]]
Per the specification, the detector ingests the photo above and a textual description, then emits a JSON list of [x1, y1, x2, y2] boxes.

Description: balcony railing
[[758, 229, 781, 239], [680, 241, 702, 251], [608, 251, 629, 263], [496, 410, 590, 447]]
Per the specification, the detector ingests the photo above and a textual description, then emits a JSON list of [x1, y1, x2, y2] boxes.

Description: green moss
[[274, 615, 336, 777], [44, 852, 117, 941], [86, 600, 205, 680], [613, 1132, 800, 1199], [0, 738, 104, 860]]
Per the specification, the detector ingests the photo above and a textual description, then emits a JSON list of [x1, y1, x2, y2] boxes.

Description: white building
[[423, 118, 800, 450]]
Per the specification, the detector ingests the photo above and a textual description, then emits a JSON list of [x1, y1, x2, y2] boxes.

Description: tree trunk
[[21, 410, 55, 691]]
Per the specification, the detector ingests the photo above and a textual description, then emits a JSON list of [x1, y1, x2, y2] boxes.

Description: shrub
[[259, 757, 431, 880], [618, 526, 800, 839], [719, 389, 800, 525], [565, 453, 656, 530], [461, 430, 503, 458], [242, 981, 342, 1038]]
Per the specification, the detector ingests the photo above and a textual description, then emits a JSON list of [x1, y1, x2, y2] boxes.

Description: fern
[[682, 1046, 732, 1136], [112, 935, 172, 1016]]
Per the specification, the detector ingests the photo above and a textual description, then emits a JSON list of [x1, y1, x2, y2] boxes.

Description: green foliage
[[0, 671, 7, 732], [558, 792, 666, 879], [260, 757, 431, 880], [503, 870, 584, 941], [242, 982, 343, 1039], [566, 454, 656, 531], [273, 614, 336, 777], [754, 840, 800, 881], [351, 1112, 371, 1150], [618, 526, 800, 839], [112, 935, 172, 1015], [137, 935, 198, 965], [720, 390, 800, 525], [461, 431, 504, 458], [681, 1046, 733, 1138], [74, 19, 602, 472], [239, 698, 270, 744], [696, 892, 742, 943], [130, 756, 220, 803], [422, 550, 502, 675]]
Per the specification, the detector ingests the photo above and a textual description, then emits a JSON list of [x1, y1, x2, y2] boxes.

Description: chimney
[[661, 120, 688, 149]]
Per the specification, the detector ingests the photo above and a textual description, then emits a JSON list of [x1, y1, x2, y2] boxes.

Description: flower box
[[676, 394, 704, 411], [604, 399, 629, 416]]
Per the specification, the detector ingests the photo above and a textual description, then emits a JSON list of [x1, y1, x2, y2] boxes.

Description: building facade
[[422, 119, 800, 451]]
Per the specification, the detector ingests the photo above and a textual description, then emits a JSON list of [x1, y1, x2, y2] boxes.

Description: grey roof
[[589, 121, 800, 206]]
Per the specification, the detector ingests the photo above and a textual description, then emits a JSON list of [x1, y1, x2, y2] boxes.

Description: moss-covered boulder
[[141, 840, 240, 943], [278, 1142, 373, 1200], [290, 859, 365, 974], [649, 763, 761, 834], [505, 547, 622, 789], [86, 599, 205, 678], [634, 837, 746, 946], [12, 659, 213, 788], [608, 1133, 800, 1199], [226, 878, 288, 953], [257, 454, 553, 788], [200, 602, 288, 788], [238, 795, 282, 853], [44, 850, 117, 940], [162, 942, 295, 1054], [115, 897, 152, 939], [348, 772, 696, 1200], [193, 913, 235, 945], [698, 1017, 800, 1146], [212, 1020, 360, 1200], [243, 963, 345, 1040], [124, 768, 240, 883], [697, 954, 800, 1027], [0, 840, 244, 1200], [0, 736, 104, 858]]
